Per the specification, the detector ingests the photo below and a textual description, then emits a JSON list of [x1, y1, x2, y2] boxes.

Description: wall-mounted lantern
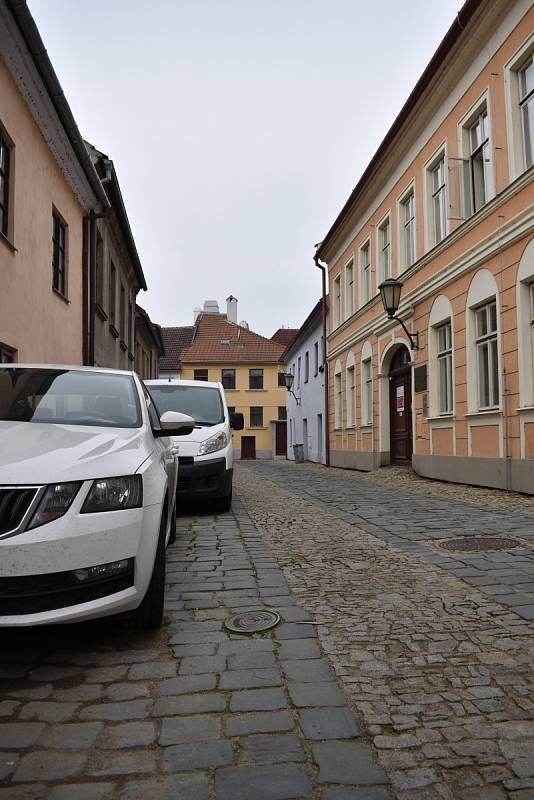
[[378, 278, 419, 350], [283, 373, 301, 405]]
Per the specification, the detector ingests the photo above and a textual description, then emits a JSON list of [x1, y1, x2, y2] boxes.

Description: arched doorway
[[389, 345, 412, 464]]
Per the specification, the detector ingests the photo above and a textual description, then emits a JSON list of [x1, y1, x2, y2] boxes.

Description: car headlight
[[27, 482, 82, 530], [197, 431, 228, 456], [81, 475, 143, 513]]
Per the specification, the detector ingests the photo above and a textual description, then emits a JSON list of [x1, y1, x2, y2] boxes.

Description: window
[[289, 418, 293, 447], [304, 351, 309, 383], [436, 322, 453, 414], [345, 259, 354, 317], [468, 109, 493, 213], [401, 191, 415, 269], [194, 369, 208, 381], [221, 368, 236, 389], [249, 368, 263, 389], [128, 301, 133, 352], [519, 55, 534, 169], [346, 366, 355, 427], [378, 217, 390, 281], [431, 158, 447, 245], [120, 284, 126, 340], [297, 357, 301, 389], [227, 406, 236, 415], [314, 342, 319, 376], [278, 372, 286, 387], [333, 273, 342, 326], [278, 406, 287, 420], [334, 372, 342, 429], [362, 359, 372, 425], [96, 231, 104, 308], [250, 406, 263, 427], [360, 242, 371, 305], [109, 261, 117, 325], [52, 212, 67, 296], [475, 301, 499, 408], [0, 127, 11, 238]]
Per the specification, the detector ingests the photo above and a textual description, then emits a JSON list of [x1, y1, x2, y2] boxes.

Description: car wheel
[[130, 512, 166, 631], [168, 502, 177, 545], [214, 487, 232, 513]]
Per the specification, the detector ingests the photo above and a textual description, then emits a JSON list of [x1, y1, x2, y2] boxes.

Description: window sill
[[249, 425, 267, 430], [427, 414, 455, 422], [0, 232, 17, 252], [224, 388, 239, 393], [465, 409, 501, 419], [95, 303, 108, 321], [246, 389, 267, 392], [517, 406, 534, 414], [346, 426, 356, 432], [109, 324, 119, 339], [360, 424, 373, 430], [52, 287, 69, 304]]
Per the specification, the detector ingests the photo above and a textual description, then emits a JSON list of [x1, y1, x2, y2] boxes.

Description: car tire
[[130, 512, 166, 631], [168, 503, 177, 545], [215, 487, 232, 513]]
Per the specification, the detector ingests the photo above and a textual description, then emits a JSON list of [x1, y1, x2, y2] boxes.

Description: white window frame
[[361, 357, 372, 426], [436, 321, 453, 415], [505, 35, 534, 180], [475, 300, 499, 410], [346, 357, 355, 428], [458, 92, 494, 217], [314, 341, 319, 376], [397, 182, 416, 273], [359, 239, 371, 307], [345, 258, 355, 318], [304, 351, 309, 383], [334, 369, 342, 430], [377, 213, 391, 282], [424, 144, 448, 250], [297, 356, 301, 389], [333, 273, 342, 329]]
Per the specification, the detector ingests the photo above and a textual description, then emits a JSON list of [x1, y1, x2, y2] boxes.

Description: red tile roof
[[160, 326, 195, 371], [181, 314, 286, 364], [271, 328, 299, 347]]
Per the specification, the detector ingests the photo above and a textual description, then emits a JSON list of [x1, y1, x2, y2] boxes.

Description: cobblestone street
[[1, 461, 534, 800]]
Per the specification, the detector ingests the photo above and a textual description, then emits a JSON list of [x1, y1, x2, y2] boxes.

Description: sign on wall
[[396, 385, 405, 413]]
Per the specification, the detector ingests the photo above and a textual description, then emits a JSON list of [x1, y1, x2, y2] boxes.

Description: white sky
[[30, 0, 461, 337]]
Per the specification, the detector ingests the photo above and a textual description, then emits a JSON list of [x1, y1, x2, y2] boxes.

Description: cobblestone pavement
[[0, 499, 390, 800], [234, 461, 534, 800]]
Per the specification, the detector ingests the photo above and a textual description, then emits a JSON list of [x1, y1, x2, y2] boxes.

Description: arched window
[[428, 295, 454, 417], [360, 341, 373, 426], [346, 352, 356, 427], [466, 270, 501, 413], [334, 359, 343, 429], [517, 239, 534, 408]]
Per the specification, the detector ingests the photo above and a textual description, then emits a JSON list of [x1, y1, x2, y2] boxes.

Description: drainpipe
[[314, 250, 330, 467]]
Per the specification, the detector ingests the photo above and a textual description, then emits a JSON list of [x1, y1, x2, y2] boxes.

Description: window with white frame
[[436, 321, 453, 414], [345, 259, 354, 317], [334, 372, 342, 429], [305, 351, 309, 383], [475, 300, 499, 409], [530, 281, 534, 368], [400, 191, 415, 269], [519, 54, 533, 169], [362, 358, 372, 425], [360, 241, 371, 305], [297, 357, 301, 388], [431, 157, 447, 245], [346, 365, 355, 427], [467, 108, 494, 213], [333, 274, 341, 328], [314, 342, 319, 376], [378, 217, 391, 281]]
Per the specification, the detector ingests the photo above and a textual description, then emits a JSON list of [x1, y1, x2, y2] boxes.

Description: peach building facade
[[317, 0, 534, 493]]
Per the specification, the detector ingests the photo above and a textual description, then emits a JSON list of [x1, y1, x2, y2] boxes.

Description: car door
[[141, 384, 178, 503]]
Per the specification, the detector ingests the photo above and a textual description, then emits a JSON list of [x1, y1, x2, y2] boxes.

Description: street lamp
[[283, 373, 301, 405], [378, 278, 419, 350]]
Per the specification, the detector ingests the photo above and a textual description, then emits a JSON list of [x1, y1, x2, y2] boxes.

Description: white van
[[145, 379, 244, 511]]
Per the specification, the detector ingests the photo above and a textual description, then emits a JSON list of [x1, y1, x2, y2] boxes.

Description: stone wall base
[[413, 453, 534, 495], [330, 450, 389, 471]]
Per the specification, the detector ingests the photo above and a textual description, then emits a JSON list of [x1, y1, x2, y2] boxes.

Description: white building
[[285, 300, 327, 463]]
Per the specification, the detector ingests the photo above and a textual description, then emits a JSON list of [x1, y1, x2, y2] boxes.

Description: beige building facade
[[318, 0, 534, 493]]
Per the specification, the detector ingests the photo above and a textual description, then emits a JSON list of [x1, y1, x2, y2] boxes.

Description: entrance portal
[[389, 346, 412, 464]]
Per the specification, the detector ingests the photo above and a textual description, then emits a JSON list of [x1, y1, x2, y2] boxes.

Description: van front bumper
[[177, 457, 232, 499]]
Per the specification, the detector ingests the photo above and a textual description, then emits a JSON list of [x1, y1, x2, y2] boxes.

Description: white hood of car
[[0, 421, 150, 485], [172, 422, 226, 445]]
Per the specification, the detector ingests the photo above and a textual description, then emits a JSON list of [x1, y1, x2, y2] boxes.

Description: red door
[[275, 422, 287, 456], [241, 436, 256, 460], [389, 347, 412, 464]]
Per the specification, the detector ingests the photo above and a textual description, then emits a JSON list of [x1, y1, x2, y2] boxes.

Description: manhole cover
[[224, 610, 280, 634], [439, 536, 522, 553]]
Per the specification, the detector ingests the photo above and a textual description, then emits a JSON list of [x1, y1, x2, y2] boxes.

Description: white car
[[145, 379, 244, 512], [0, 364, 194, 629]]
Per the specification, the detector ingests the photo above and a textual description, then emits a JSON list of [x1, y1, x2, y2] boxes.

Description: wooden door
[[389, 348, 412, 464], [241, 436, 256, 460], [275, 422, 287, 456]]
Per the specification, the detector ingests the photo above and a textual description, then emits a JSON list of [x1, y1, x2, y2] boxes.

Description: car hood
[[0, 421, 151, 485], [171, 422, 227, 444]]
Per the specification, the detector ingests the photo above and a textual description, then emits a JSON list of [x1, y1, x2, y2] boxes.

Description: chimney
[[226, 295, 238, 324], [203, 300, 220, 314], [193, 306, 202, 323]]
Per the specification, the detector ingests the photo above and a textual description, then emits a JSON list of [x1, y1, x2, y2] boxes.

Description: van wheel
[[130, 514, 166, 630], [168, 503, 177, 545], [215, 488, 232, 513]]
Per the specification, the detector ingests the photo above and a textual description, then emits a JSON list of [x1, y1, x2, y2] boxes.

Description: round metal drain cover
[[224, 609, 280, 635], [439, 536, 521, 553]]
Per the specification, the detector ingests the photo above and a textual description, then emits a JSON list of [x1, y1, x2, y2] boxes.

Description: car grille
[[177, 457, 194, 491], [0, 565, 135, 615], [0, 487, 39, 536]]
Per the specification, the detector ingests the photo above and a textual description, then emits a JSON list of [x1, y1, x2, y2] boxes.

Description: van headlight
[[81, 475, 143, 513], [197, 431, 227, 456], [27, 482, 82, 530]]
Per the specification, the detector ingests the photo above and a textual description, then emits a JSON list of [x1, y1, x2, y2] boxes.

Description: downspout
[[314, 250, 330, 467]]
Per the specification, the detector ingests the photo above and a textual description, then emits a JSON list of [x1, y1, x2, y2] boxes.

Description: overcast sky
[[30, 0, 461, 337]]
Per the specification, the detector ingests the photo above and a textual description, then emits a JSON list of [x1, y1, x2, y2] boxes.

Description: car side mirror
[[154, 410, 196, 437], [230, 412, 244, 431]]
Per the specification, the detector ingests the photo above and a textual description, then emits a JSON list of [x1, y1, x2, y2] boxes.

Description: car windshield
[[0, 368, 142, 428], [147, 384, 224, 426]]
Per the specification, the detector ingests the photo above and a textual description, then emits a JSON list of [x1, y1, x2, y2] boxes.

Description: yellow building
[[160, 299, 292, 459]]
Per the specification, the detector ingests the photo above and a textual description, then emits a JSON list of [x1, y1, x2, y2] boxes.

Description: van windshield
[[0, 368, 142, 428], [147, 384, 224, 426]]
